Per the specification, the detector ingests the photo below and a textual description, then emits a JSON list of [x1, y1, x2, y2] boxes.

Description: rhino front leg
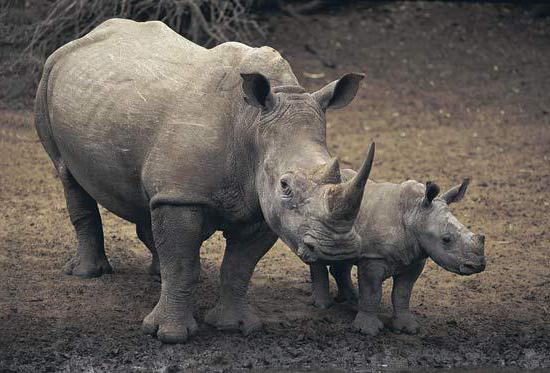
[[59, 164, 112, 278], [205, 226, 277, 335], [389, 259, 425, 335], [136, 223, 160, 277], [353, 259, 386, 336], [142, 205, 203, 344], [330, 262, 358, 306], [310, 263, 333, 309]]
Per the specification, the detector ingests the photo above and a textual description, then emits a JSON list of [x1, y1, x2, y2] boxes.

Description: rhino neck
[[211, 103, 264, 226], [399, 183, 430, 264]]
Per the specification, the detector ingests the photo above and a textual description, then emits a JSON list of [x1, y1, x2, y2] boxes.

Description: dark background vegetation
[[1, 1, 549, 372], [1, 0, 548, 109]]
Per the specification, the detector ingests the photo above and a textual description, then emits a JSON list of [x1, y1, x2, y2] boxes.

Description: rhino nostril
[[304, 242, 315, 252]]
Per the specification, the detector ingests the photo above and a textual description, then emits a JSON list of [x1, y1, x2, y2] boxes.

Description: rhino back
[[354, 179, 426, 266], [41, 19, 298, 222], [356, 182, 406, 258]]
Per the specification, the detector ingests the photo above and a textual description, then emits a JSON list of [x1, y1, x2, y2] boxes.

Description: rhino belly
[[52, 119, 149, 223], [48, 81, 156, 223]]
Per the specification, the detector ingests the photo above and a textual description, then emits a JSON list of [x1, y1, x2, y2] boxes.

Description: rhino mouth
[[302, 232, 361, 262], [297, 243, 319, 263], [458, 257, 486, 275]]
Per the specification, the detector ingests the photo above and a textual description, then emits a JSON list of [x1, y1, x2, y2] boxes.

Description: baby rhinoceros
[[310, 176, 486, 336]]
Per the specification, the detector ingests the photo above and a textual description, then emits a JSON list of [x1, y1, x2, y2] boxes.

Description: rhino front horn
[[328, 142, 375, 221]]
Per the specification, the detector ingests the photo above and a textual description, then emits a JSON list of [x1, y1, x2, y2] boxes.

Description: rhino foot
[[335, 287, 359, 306], [352, 312, 384, 336], [148, 257, 160, 277], [312, 295, 334, 310], [204, 302, 262, 335], [390, 312, 420, 335], [142, 302, 198, 344], [64, 254, 113, 278]]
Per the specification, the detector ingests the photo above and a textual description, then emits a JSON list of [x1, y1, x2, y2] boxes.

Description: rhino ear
[[312, 73, 364, 110], [422, 181, 440, 207], [442, 178, 470, 205], [241, 73, 274, 110]]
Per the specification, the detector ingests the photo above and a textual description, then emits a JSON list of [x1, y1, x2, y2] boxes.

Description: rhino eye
[[442, 234, 452, 244], [280, 179, 292, 196]]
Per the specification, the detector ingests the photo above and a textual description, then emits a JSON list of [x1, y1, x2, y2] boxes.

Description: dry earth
[[0, 2, 549, 372]]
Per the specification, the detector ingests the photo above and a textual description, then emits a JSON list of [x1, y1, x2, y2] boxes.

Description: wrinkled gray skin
[[34, 19, 375, 344], [310, 175, 486, 336]]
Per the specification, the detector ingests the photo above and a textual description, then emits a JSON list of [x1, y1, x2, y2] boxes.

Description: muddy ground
[[1, 2, 549, 372]]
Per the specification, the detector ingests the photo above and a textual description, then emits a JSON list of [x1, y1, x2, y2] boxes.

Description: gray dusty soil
[[0, 2, 549, 372]]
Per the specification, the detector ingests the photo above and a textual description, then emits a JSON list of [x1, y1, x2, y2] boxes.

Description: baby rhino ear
[[422, 181, 440, 207], [441, 178, 470, 205]]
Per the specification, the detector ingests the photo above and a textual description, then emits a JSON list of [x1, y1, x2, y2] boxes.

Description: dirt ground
[[1, 2, 549, 372]]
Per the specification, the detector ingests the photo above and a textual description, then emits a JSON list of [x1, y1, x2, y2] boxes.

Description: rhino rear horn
[[313, 157, 341, 184]]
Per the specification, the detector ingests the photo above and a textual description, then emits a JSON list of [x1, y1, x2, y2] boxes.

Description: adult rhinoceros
[[34, 18, 374, 343]]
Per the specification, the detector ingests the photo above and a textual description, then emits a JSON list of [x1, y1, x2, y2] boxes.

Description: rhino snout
[[302, 231, 361, 261], [459, 257, 486, 275], [471, 233, 485, 256]]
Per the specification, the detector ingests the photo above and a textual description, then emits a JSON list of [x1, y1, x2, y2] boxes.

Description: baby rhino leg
[[353, 260, 386, 336], [330, 262, 358, 306], [390, 260, 425, 334], [310, 263, 333, 309]]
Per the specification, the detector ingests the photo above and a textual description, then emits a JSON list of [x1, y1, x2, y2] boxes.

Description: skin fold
[[35, 18, 375, 343], [309, 175, 486, 336]]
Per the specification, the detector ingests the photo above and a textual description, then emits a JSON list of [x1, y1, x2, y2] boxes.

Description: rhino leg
[[59, 163, 112, 278], [389, 259, 425, 335], [330, 262, 358, 306], [205, 226, 277, 335], [142, 205, 203, 344], [136, 223, 160, 277], [310, 263, 333, 309], [353, 259, 386, 336]]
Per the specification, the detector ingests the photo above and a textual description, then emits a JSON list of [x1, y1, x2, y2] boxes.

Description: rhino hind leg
[[136, 223, 160, 277], [330, 262, 358, 306], [59, 163, 113, 278], [205, 227, 277, 335]]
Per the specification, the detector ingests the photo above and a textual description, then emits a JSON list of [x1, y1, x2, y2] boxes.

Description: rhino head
[[408, 179, 486, 275], [240, 72, 373, 263]]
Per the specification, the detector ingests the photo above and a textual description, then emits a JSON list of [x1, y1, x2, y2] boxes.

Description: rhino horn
[[327, 143, 375, 221], [312, 157, 341, 184]]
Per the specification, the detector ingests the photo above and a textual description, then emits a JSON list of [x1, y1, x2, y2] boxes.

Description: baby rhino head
[[409, 179, 486, 275]]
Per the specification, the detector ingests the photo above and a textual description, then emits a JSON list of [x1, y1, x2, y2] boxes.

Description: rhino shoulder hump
[[239, 46, 298, 86]]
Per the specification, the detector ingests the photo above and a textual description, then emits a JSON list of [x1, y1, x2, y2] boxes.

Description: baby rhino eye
[[442, 234, 452, 244]]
